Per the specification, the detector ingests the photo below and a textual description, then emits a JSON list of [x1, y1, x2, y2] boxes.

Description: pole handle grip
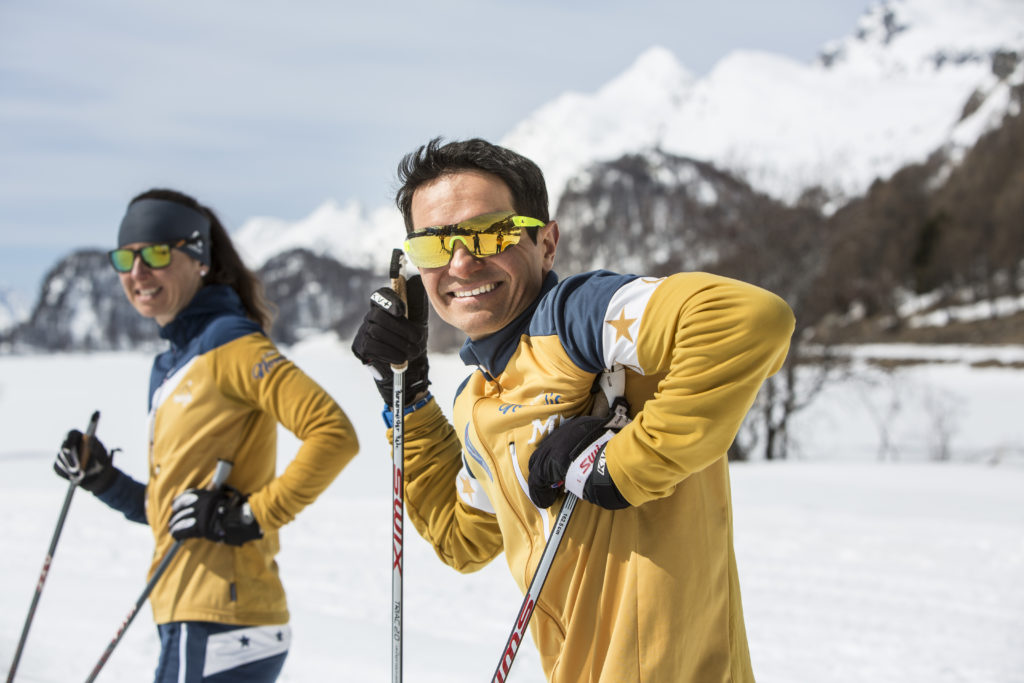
[[389, 248, 409, 372], [77, 410, 102, 471]]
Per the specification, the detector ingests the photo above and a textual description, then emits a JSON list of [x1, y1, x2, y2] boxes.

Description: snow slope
[[0, 338, 1022, 682]]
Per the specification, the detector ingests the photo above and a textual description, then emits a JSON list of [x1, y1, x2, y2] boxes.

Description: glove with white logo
[[54, 429, 120, 495], [168, 486, 263, 546], [528, 415, 630, 510], [350, 275, 430, 406]]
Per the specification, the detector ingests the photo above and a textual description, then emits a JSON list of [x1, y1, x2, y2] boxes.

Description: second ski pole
[[491, 492, 578, 683], [490, 366, 629, 682], [83, 458, 233, 683], [6, 410, 100, 683]]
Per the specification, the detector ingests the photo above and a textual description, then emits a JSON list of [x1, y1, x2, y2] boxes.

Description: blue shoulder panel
[[529, 270, 639, 374], [148, 315, 263, 409], [197, 315, 263, 355]]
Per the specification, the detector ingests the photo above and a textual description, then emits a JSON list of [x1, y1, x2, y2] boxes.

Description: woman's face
[[117, 242, 205, 325]]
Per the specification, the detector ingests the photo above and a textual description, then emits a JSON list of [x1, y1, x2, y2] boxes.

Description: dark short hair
[[395, 137, 550, 237]]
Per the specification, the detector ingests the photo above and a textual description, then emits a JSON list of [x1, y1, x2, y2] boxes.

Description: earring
[[200, 269, 209, 277]]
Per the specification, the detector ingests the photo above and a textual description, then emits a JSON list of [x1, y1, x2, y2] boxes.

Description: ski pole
[[490, 366, 628, 682], [491, 492, 577, 683], [83, 458, 233, 683], [6, 410, 100, 683], [389, 248, 408, 683]]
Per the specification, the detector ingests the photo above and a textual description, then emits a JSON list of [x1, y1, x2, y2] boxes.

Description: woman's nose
[[130, 254, 152, 277]]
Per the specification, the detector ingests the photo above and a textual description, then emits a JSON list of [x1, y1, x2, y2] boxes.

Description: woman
[[54, 188, 359, 682]]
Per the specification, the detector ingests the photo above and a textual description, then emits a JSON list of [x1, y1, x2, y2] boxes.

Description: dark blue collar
[[158, 285, 250, 348], [459, 270, 559, 379]]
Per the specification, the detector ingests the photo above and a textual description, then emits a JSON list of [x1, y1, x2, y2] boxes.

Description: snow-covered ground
[[1, 337, 1022, 682]]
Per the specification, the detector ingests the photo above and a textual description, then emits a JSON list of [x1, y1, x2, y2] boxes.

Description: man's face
[[410, 170, 558, 340]]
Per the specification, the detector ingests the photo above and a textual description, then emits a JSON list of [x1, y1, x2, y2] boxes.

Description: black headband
[[117, 198, 211, 265]]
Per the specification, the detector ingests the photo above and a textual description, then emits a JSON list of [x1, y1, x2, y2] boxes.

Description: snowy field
[[1, 337, 1022, 682]]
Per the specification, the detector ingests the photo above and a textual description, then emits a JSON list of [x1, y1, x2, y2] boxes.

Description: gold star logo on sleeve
[[606, 309, 637, 343]]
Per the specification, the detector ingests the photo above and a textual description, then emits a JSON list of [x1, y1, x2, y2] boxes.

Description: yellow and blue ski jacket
[[396, 270, 794, 682], [98, 285, 358, 626]]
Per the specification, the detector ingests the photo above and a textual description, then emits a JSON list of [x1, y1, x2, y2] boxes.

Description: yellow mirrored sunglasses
[[403, 212, 546, 268], [108, 238, 191, 273]]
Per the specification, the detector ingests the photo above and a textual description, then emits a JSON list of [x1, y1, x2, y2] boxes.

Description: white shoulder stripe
[[147, 356, 198, 448], [601, 277, 664, 374]]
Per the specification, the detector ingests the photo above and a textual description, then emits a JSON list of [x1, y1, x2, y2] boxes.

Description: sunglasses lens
[[139, 244, 173, 269], [108, 249, 136, 273], [404, 228, 522, 268], [403, 235, 451, 268], [447, 229, 520, 255], [108, 243, 177, 272], [403, 210, 544, 268]]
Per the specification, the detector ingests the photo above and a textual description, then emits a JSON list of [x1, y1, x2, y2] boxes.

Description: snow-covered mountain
[[7, 0, 1022, 353], [229, 0, 1023, 271], [3, 247, 383, 352], [234, 200, 406, 276], [0, 287, 30, 336], [506, 0, 1024, 210], [9, 251, 161, 352]]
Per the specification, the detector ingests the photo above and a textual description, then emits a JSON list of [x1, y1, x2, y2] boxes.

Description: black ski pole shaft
[[491, 492, 578, 683], [389, 248, 407, 683], [83, 458, 233, 683], [6, 410, 100, 683]]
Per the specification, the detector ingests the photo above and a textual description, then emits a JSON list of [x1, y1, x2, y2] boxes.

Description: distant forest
[[813, 82, 1024, 345]]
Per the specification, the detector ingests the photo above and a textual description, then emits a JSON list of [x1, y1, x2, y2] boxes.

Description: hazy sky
[[0, 0, 871, 300]]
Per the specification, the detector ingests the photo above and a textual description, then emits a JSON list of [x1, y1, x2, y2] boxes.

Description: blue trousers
[[154, 622, 290, 683]]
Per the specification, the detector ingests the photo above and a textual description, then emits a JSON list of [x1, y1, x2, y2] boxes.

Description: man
[[352, 137, 795, 682]]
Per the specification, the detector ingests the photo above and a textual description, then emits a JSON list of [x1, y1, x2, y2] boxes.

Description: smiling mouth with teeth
[[452, 283, 497, 298]]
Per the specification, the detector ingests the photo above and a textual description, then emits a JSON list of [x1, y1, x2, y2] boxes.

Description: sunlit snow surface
[[0, 338, 1021, 681]]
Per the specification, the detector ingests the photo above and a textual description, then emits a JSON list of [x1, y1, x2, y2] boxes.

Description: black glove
[[528, 415, 630, 510], [351, 274, 430, 406], [54, 429, 119, 494], [168, 486, 263, 546]]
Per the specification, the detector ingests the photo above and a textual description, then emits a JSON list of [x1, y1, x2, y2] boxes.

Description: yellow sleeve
[[606, 273, 794, 506], [397, 399, 503, 573], [215, 334, 359, 529]]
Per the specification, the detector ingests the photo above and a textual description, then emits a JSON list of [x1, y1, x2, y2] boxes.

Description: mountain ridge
[[230, 0, 1023, 273], [2, 0, 1021, 352]]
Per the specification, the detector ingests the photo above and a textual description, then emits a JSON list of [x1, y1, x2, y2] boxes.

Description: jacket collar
[[158, 285, 248, 347], [459, 270, 559, 379]]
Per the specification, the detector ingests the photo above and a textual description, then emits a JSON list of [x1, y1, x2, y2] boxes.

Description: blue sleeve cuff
[[96, 470, 148, 525], [382, 392, 433, 428]]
